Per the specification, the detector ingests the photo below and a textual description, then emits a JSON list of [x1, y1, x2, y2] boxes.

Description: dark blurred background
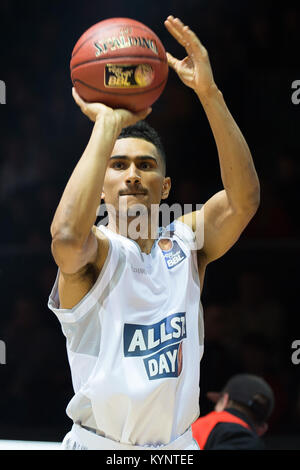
[[0, 0, 299, 450]]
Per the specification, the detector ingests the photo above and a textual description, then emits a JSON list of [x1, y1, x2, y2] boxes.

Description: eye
[[140, 161, 151, 170], [112, 161, 124, 169]]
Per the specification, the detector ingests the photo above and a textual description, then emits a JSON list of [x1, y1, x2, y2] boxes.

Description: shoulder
[[74, 225, 110, 278], [92, 224, 108, 243], [56, 226, 110, 310], [205, 421, 265, 450], [92, 225, 111, 262], [167, 219, 198, 250]]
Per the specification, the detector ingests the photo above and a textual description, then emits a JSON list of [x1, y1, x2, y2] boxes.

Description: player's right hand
[[72, 87, 152, 130]]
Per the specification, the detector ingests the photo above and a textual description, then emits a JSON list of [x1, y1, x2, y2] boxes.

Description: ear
[[161, 177, 171, 200], [256, 422, 268, 437], [215, 393, 229, 412]]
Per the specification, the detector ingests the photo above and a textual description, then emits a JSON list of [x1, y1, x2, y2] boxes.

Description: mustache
[[119, 188, 148, 196]]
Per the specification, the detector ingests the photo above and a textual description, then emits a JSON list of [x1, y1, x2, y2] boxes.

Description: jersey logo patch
[[160, 240, 186, 269], [144, 341, 183, 380], [123, 312, 186, 380]]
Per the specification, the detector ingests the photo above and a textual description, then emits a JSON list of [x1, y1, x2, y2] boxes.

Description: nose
[[125, 163, 141, 185]]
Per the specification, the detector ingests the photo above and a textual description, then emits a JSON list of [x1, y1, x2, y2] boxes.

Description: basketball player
[[48, 16, 260, 450]]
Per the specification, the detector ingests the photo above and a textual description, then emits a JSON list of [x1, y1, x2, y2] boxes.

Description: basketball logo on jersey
[[159, 239, 186, 270], [123, 312, 186, 380]]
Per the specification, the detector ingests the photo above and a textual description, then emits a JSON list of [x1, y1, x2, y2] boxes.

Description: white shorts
[[62, 424, 200, 450]]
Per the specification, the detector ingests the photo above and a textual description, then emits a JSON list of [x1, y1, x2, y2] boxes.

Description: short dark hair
[[117, 120, 166, 175]]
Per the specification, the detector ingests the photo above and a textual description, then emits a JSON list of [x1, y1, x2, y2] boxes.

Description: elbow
[[51, 231, 75, 256], [245, 186, 261, 219], [51, 230, 83, 271], [233, 183, 260, 218], [50, 219, 64, 241], [244, 191, 260, 218], [248, 185, 260, 214], [251, 182, 261, 212], [51, 224, 82, 249], [51, 223, 67, 244], [50, 216, 82, 242]]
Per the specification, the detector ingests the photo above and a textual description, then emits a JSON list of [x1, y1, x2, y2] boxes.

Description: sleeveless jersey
[[48, 220, 204, 447], [192, 410, 251, 449]]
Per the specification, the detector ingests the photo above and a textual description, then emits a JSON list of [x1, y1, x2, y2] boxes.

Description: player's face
[[102, 138, 171, 217]]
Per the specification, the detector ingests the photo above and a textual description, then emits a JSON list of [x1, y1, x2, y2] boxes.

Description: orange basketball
[[70, 18, 169, 112]]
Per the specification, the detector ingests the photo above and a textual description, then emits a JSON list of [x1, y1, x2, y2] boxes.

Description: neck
[[133, 237, 156, 254], [106, 214, 159, 254]]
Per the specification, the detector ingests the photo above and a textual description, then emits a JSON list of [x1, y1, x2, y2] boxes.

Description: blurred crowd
[[0, 0, 300, 443]]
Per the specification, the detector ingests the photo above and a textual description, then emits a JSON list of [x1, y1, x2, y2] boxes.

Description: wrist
[[94, 112, 122, 140], [195, 83, 222, 103]]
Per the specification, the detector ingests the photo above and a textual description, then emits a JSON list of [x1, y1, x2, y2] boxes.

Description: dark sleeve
[[204, 422, 265, 450]]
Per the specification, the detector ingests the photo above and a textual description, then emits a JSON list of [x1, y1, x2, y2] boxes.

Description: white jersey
[[48, 219, 204, 447]]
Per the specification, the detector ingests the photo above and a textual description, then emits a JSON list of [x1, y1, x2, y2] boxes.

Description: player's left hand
[[164, 16, 216, 97]]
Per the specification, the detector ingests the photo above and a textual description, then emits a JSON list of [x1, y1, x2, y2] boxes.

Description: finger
[[164, 16, 192, 48], [72, 87, 86, 108], [72, 86, 79, 102], [164, 16, 188, 48], [128, 106, 152, 123], [165, 16, 190, 38], [165, 17, 206, 58], [117, 107, 152, 127], [166, 52, 179, 71], [182, 27, 207, 58], [136, 107, 152, 121]]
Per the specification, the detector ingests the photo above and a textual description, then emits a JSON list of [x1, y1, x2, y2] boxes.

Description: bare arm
[[51, 89, 151, 274], [199, 86, 260, 212], [199, 84, 260, 262], [165, 16, 260, 263]]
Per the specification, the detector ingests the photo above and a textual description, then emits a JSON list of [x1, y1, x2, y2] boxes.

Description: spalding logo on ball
[[70, 18, 169, 112]]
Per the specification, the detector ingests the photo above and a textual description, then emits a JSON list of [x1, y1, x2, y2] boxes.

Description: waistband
[[63, 424, 199, 450]]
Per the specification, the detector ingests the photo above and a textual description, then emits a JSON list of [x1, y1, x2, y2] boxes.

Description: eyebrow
[[109, 155, 158, 164]]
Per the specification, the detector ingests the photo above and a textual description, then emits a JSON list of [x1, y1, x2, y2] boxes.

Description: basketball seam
[[71, 23, 164, 60], [71, 55, 167, 73], [72, 77, 168, 96]]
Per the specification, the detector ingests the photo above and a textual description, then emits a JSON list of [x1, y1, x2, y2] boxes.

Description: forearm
[[51, 116, 119, 244], [197, 85, 260, 210]]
